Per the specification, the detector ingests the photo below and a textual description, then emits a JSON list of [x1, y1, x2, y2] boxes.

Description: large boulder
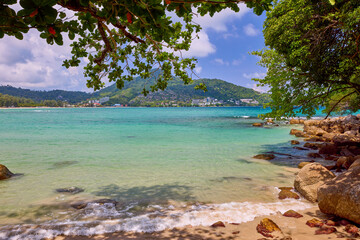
[[318, 166, 360, 224], [0, 164, 13, 180], [294, 163, 335, 202]]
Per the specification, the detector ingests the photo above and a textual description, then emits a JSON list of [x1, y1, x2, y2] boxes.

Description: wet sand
[[53, 206, 356, 240]]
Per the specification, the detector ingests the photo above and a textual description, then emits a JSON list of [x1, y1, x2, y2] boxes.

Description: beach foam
[[0, 199, 314, 240]]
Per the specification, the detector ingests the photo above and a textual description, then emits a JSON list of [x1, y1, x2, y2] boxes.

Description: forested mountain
[[1, 74, 269, 106], [93, 74, 269, 106], [0, 86, 91, 104]]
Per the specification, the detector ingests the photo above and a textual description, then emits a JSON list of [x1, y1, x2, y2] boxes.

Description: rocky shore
[[3, 115, 360, 239]]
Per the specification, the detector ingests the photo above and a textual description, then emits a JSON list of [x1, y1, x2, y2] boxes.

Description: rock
[[56, 187, 84, 194], [345, 224, 359, 234], [253, 123, 263, 127], [0, 164, 14, 180], [256, 218, 282, 238], [295, 132, 307, 138], [315, 226, 337, 235], [71, 199, 118, 209], [294, 163, 336, 202], [291, 140, 300, 145], [253, 154, 275, 160], [304, 142, 322, 150], [324, 155, 337, 161], [325, 165, 336, 171], [278, 188, 300, 200], [294, 147, 308, 151], [298, 162, 312, 169], [307, 152, 322, 158], [290, 119, 300, 124], [290, 129, 302, 135], [319, 144, 339, 155], [318, 167, 360, 224], [339, 219, 351, 226], [211, 221, 225, 228], [336, 157, 347, 169], [349, 158, 360, 169], [306, 218, 324, 227], [283, 210, 303, 218]]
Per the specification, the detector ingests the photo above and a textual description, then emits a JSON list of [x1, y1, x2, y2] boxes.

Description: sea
[[0, 107, 319, 239]]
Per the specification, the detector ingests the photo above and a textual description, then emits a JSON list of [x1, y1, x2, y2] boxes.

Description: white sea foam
[[0, 199, 314, 240]]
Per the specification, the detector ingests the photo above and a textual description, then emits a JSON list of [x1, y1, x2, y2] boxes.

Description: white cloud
[[243, 72, 266, 79], [247, 83, 270, 93], [179, 31, 216, 58], [194, 66, 202, 74], [214, 58, 230, 66], [243, 24, 260, 37], [0, 31, 92, 92], [193, 4, 250, 33], [169, 4, 250, 58]]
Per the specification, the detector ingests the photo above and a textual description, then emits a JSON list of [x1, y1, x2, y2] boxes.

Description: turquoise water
[[0, 107, 314, 238]]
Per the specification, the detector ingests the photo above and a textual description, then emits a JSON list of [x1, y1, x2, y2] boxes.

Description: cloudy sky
[[0, 4, 267, 93]]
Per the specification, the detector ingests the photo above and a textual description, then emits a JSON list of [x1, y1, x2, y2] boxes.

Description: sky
[[0, 3, 268, 93]]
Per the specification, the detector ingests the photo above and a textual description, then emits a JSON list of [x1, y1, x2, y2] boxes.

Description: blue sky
[[0, 4, 267, 93]]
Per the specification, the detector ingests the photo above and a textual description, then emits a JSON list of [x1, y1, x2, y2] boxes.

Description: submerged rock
[[256, 218, 282, 238], [291, 140, 300, 145], [294, 163, 335, 202], [71, 198, 118, 209], [318, 166, 360, 224], [253, 154, 275, 160], [56, 187, 84, 194], [0, 164, 14, 180], [252, 123, 263, 127]]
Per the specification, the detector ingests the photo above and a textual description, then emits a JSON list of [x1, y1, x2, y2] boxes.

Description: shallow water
[[0, 107, 315, 239]]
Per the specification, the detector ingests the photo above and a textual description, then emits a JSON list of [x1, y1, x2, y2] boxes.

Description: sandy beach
[[52, 206, 357, 240]]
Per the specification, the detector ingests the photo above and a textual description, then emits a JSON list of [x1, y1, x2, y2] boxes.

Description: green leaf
[[14, 32, 23, 40], [329, 0, 335, 5], [68, 31, 75, 40]]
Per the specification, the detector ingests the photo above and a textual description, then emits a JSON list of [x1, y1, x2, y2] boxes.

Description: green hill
[[93, 74, 269, 106], [0, 85, 91, 104]]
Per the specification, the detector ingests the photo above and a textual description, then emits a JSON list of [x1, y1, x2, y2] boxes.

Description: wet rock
[[336, 156, 347, 169], [253, 154, 275, 160], [319, 144, 339, 155], [307, 152, 322, 158], [294, 147, 308, 151], [324, 155, 337, 161], [256, 218, 282, 238], [318, 166, 360, 224], [283, 210, 303, 218], [306, 218, 324, 227], [315, 226, 337, 235], [56, 187, 84, 194], [52, 161, 79, 168], [290, 129, 302, 135], [304, 142, 322, 150], [253, 123, 263, 127], [278, 189, 300, 200], [298, 162, 312, 169], [211, 221, 225, 228], [325, 165, 336, 171], [71, 199, 118, 209], [345, 224, 359, 234], [295, 132, 307, 138], [291, 140, 300, 145], [294, 163, 335, 202], [0, 164, 14, 180]]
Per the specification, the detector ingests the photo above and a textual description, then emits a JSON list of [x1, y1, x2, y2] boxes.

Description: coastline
[[53, 207, 351, 240]]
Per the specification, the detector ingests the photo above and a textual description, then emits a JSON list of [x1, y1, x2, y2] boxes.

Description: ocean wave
[[0, 199, 313, 240]]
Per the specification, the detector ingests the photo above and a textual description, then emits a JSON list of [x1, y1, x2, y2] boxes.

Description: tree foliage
[[253, 0, 360, 119], [1, 0, 271, 94]]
